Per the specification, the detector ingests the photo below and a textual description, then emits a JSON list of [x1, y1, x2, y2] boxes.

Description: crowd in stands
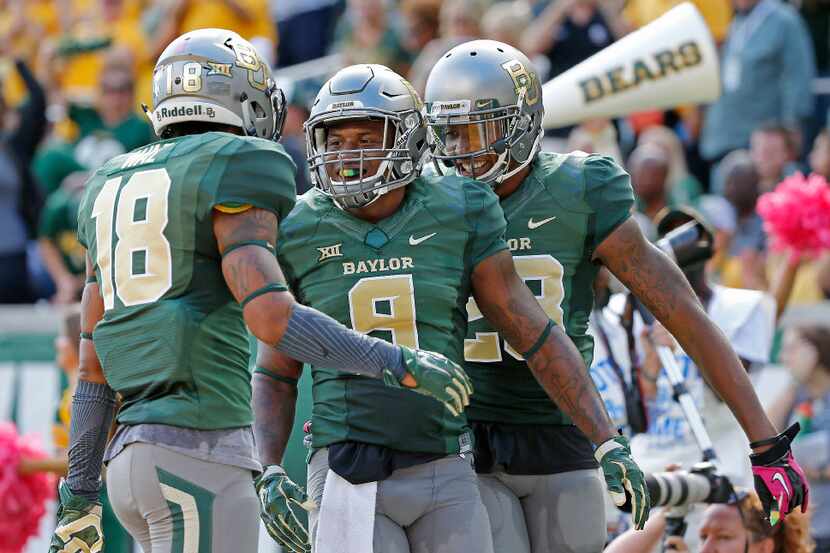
[[2, 0, 830, 550], [4, 0, 828, 306]]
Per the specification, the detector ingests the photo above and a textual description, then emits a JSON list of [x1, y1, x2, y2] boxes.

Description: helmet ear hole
[[251, 101, 266, 119]]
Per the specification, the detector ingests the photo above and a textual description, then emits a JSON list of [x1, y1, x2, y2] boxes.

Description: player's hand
[[49, 480, 104, 553], [750, 423, 810, 525], [386, 347, 473, 416], [255, 465, 315, 553], [595, 436, 650, 530]]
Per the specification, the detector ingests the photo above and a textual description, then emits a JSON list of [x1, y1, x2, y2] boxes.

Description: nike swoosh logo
[[527, 216, 557, 229], [409, 232, 437, 246], [772, 473, 790, 499]]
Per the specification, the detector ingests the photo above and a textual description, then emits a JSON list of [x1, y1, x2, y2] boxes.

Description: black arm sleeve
[[9, 59, 47, 163], [66, 380, 117, 502], [275, 303, 407, 380]]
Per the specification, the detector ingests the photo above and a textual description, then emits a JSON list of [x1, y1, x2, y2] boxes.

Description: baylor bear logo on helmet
[[501, 60, 540, 106]]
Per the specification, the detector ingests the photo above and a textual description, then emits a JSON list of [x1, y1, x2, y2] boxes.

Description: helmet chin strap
[[494, 129, 543, 184], [472, 149, 510, 184]]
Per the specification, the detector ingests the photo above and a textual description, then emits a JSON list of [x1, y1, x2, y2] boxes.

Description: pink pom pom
[[0, 423, 56, 553], [757, 172, 830, 256]]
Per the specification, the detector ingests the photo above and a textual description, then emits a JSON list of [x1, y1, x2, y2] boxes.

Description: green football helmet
[[305, 64, 428, 209], [146, 28, 286, 140], [424, 40, 544, 185]]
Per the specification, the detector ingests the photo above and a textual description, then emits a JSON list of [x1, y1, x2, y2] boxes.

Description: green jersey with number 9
[[464, 152, 634, 426], [76, 131, 296, 429], [277, 175, 507, 454]]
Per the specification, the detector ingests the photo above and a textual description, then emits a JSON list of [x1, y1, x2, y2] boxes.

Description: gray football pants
[[478, 468, 607, 553], [106, 442, 260, 553], [307, 448, 494, 553]]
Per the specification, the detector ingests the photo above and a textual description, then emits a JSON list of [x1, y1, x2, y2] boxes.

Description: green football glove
[[49, 480, 104, 553], [595, 436, 651, 530], [255, 465, 316, 553], [385, 346, 473, 416]]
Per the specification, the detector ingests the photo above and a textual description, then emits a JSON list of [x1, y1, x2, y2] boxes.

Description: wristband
[[749, 422, 799, 450], [594, 436, 624, 463], [261, 464, 286, 479], [240, 283, 288, 308], [80, 332, 93, 340], [522, 319, 554, 361], [254, 367, 298, 386], [750, 423, 800, 465], [222, 239, 275, 258]]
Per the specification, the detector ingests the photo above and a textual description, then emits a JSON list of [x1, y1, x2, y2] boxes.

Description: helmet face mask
[[428, 99, 530, 182], [424, 40, 544, 186], [305, 65, 427, 210], [147, 28, 286, 141]]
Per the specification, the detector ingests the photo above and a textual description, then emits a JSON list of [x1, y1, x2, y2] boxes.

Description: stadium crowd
[[2, 1, 830, 552]]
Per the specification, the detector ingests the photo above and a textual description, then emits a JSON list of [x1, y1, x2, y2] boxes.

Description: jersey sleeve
[[276, 247, 300, 297], [463, 178, 508, 268], [582, 154, 634, 250], [208, 138, 297, 222]]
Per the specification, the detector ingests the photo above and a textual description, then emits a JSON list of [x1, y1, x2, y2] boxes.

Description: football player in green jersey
[[424, 39, 809, 553], [254, 64, 648, 553], [49, 29, 474, 553]]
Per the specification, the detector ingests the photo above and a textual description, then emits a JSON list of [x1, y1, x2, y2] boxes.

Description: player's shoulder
[[186, 132, 295, 169], [106, 132, 292, 169], [533, 150, 631, 203], [532, 150, 617, 187], [413, 173, 496, 219], [279, 188, 335, 244]]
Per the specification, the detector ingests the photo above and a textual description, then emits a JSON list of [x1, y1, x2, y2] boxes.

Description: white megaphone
[[542, 2, 721, 129]]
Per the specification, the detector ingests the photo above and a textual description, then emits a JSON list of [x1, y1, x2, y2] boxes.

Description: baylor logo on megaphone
[[578, 40, 703, 105]]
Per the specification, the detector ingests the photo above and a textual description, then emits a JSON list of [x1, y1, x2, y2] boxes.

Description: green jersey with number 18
[[277, 175, 507, 455], [464, 152, 634, 426], [76, 131, 296, 430]]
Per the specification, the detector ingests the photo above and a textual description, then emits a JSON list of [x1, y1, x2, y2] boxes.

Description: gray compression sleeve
[[67, 379, 117, 502], [275, 303, 407, 380]]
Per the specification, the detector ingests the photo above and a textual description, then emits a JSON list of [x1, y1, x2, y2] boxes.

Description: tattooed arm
[[595, 218, 778, 443], [253, 343, 303, 466], [79, 254, 106, 384], [214, 207, 294, 345], [213, 207, 414, 382], [472, 250, 616, 445]]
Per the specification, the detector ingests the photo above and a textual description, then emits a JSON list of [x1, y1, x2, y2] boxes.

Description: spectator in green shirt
[[68, 58, 153, 169], [34, 52, 153, 189], [37, 173, 86, 304]]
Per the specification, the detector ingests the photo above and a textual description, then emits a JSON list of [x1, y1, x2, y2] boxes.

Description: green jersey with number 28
[[76, 132, 296, 429], [464, 152, 634, 425], [277, 175, 507, 454]]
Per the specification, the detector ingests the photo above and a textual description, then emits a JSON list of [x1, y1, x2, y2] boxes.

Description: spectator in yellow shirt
[[58, 0, 149, 103], [622, 0, 732, 43], [168, 0, 276, 64]]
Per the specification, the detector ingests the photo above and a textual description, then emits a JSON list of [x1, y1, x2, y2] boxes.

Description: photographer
[[590, 207, 783, 544], [605, 488, 813, 553], [590, 208, 778, 477], [629, 208, 778, 485]]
